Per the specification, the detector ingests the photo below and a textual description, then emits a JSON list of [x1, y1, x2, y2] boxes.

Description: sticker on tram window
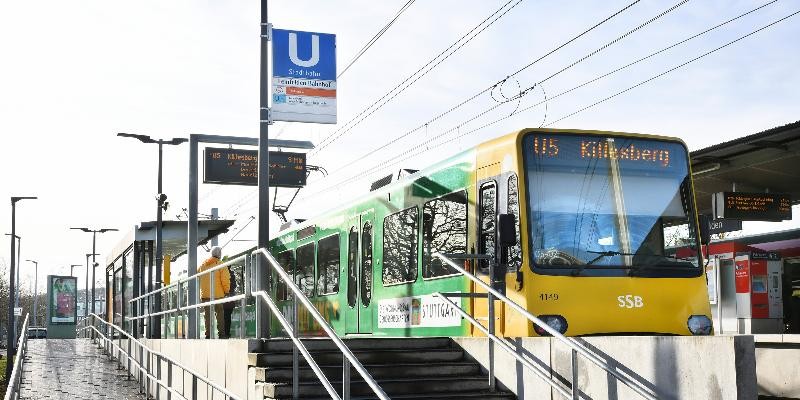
[[377, 294, 462, 328]]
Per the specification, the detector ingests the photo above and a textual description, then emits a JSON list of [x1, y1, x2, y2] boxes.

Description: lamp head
[[117, 132, 156, 144]]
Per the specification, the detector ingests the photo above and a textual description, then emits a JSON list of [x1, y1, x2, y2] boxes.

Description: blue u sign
[[272, 28, 336, 81]]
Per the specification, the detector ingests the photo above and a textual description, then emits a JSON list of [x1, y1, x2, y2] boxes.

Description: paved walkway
[[19, 339, 145, 400]]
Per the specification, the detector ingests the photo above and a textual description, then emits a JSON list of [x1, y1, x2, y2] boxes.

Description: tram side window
[[479, 182, 497, 274], [507, 174, 523, 272], [383, 206, 419, 285], [275, 251, 294, 301], [317, 234, 340, 295], [423, 190, 467, 278], [296, 243, 315, 297], [361, 222, 373, 306]]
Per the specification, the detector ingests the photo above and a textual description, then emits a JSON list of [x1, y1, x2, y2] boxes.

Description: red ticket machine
[[734, 251, 783, 333]]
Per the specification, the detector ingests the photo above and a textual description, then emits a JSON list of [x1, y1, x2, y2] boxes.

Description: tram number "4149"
[[617, 295, 644, 308]]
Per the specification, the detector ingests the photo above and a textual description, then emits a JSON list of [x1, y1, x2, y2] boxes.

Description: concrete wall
[[453, 336, 757, 400], [754, 334, 800, 399], [115, 338, 250, 400]]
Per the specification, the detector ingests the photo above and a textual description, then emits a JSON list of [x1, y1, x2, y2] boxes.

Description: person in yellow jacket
[[199, 246, 231, 339]]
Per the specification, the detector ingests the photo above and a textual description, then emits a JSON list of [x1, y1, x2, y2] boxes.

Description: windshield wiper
[[571, 250, 636, 276]]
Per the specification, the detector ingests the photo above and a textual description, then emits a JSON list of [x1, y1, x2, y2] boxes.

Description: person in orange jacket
[[199, 246, 231, 338]]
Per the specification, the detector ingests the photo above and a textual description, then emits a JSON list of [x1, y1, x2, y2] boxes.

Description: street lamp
[[85, 253, 98, 317], [70, 227, 117, 320], [69, 264, 81, 277], [8, 195, 36, 380], [118, 132, 187, 338], [3, 234, 21, 312], [25, 260, 38, 327]]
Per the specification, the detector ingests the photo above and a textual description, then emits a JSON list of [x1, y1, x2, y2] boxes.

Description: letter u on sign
[[289, 33, 319, 68]]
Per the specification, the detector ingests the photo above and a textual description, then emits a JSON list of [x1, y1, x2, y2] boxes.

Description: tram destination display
[[204, 147, 306, 188], [712, 192, 792, 221]]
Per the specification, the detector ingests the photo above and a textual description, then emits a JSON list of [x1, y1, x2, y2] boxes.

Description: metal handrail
[[78, 313, 241, 400], [4, 313, 30, 400], [432, 252, 657, 400], [253, 248, 391, 400]]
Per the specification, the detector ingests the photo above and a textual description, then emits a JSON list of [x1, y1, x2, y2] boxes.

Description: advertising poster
[[49, 275, 78, 324], [378, 294, 461, 329]]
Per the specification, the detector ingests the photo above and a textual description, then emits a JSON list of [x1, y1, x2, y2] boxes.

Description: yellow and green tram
[[266, 128, 712, 337]]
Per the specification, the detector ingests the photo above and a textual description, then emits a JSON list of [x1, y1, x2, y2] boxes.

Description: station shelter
[[704, 229, 800, 334], [690, 120, 800, 334], [104, 219, 234, 337]]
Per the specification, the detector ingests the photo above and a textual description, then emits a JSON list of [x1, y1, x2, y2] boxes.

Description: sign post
[[46, 275, 78, 339]]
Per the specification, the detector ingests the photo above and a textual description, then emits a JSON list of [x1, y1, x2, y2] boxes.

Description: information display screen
[[713, 192, 792, 221], [204, 148, 306, 188], [49, 275, 77, 325]]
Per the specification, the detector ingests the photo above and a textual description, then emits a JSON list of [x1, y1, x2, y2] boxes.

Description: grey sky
[[1, 1, 798, 292]]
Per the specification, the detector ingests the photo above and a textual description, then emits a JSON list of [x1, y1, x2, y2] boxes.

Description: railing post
[[571, 349, 579, 400], [175, 285, 181, 339], [157, 354, 162, 400], [192, 375, 198, 400], [167, 359, 173, 400], [343, 356, 351, 400], [488, 260, 496, 392], [127, 336, 133, 379], [292, 292, 299, 400]]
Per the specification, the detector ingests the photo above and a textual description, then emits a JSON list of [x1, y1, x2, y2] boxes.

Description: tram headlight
[[533, 315, 568, 336], [687, 315, 712, 335]]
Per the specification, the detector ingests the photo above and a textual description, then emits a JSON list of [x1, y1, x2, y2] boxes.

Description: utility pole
[[85, 253, 97, 317], [70, 228, 117, 321], [7, 196, 36, 380], [25, 260, 38, 327], [257, 0, 272, 340]]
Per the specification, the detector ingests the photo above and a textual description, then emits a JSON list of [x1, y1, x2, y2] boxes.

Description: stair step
[[269, 391, 517, 400], [250, 337, 452, 353], [253, 361, 480, 382], [249, 348, 464, 367], [263, 376, 494, 398]]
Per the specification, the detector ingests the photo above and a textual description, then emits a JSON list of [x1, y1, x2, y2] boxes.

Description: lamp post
[[118, 132, 187, 338], [69, 264, 81, 277], [25, 260, 38, 327], [70, 227, 117, 321], [85, 253, 97, 317], [3, 234, 21, 310], [7, 196, 36, 380]]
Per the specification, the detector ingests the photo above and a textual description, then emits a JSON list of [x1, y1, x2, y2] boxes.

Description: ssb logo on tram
[[617, 294, 644, 309]]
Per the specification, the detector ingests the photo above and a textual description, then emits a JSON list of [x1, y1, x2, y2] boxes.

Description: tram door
[[345, 211, 375, 334], [473, 177, 506, 336]]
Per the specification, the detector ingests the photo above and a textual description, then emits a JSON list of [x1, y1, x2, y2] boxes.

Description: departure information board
[[204, 148, 306, 188], [712, 192, 792, 221]]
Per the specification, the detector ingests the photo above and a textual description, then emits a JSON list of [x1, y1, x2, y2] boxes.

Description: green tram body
[[269, 149, 477, 338]]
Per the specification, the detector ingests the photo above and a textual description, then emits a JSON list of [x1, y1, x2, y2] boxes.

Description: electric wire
[[312, 0, 684, 181], [311, 0, 525, 155], [338, 0, 416, 79], [286, 6, 795, 205]]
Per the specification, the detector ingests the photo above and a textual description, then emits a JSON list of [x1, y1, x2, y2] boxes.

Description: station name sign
[[204, 148, 307, 188], [712, 192, 792, 221]]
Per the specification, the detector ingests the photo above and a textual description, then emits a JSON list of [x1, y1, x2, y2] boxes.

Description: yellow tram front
[[484, 129, 712, 337]]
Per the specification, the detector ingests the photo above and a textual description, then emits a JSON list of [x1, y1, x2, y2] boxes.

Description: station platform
[[18, 339, 144, 400]]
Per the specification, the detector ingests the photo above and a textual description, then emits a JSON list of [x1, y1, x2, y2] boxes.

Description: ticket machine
[[733, 251, 783, 333]]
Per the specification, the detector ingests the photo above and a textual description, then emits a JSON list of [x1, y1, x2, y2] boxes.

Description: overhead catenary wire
[[338, 0, 417, 79], [311, 0, 526, 155], [286, 5, 795, 205], [310, 0, 685, 183]]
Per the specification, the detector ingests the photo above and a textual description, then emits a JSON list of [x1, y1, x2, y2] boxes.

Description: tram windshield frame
[[521, 132, 702, 278]]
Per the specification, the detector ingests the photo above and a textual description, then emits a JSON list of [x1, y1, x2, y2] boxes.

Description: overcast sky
[[1, 0, 798, 292]]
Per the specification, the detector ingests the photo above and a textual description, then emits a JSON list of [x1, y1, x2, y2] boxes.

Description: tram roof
[[690, 120, 800, 216], [106, 219, 234, 266]]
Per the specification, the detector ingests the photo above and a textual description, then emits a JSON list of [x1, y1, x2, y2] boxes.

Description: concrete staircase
[[247, 337, 517, 400]]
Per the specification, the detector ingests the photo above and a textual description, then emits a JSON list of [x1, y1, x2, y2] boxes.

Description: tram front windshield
[[522, 133, 700, 276]]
